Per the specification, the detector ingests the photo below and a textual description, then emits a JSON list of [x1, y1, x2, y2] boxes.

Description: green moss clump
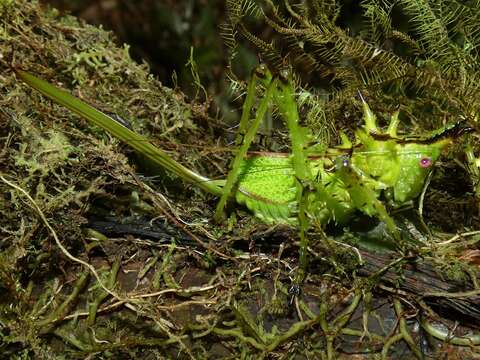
[[0, 1, 221, 357]]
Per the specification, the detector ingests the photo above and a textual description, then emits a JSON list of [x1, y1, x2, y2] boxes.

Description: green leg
[[234, 68, 261, 146], [214, 69, 275, 222], [273, 72, 312, 271], [273, 74, 310, 182], [339, 162, 401, 241], [216, 67, 313, 275]]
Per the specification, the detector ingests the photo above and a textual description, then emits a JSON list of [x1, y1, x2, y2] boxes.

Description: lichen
[[13, 116, 75, 179]]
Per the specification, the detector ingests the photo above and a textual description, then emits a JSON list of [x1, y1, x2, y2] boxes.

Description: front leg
[[336, 155, 401, 241], [273, 70, 312, 270]]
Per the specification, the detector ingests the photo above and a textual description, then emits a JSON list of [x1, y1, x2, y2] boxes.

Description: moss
[[439, 261, 471, 286], [13, 116, 75, 178], [0, 1, 220, 356], [1, 1, 478, 358]]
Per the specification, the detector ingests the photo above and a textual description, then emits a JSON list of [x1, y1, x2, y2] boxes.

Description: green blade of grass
[[15, 69, 222, 196]]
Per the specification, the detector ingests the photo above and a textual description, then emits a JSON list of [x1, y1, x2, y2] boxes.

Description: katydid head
[[350, 99, 472, 204], [389, 122, 473, 203], [385, 139, 446, 203]]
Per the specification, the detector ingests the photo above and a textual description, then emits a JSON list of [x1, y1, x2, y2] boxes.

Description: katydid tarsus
[[15, 66, 469, 260]]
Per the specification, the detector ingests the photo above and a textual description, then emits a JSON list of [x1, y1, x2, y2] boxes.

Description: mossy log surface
[[1, 1, 480, 359]]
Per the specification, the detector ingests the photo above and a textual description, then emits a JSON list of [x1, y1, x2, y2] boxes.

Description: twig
[[1, 176, 125, 302]]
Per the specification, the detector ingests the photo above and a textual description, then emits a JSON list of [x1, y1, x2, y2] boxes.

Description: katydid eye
[[419, 157, 432, 168]]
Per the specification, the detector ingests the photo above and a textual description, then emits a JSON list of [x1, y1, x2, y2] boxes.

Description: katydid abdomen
[[235, 154, 354, 225]]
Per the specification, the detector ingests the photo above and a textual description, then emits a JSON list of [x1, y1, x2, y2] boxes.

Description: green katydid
[[15, 67, 469, 245]]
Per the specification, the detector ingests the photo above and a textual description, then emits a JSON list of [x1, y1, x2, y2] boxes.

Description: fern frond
[[221, 0, 480, 142], [360, 0, 393, 46], [388, 30, 422, 54], [308, 0, 341, 23], [239, 24, 284, 69], [226, 0, 259, 23], [399, 0, 463, 70], [443, 1, 480, 54], [219, 22, 238, 62]]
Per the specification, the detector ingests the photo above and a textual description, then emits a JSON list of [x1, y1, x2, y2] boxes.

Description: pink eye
[[419, 157, 432, 168]]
